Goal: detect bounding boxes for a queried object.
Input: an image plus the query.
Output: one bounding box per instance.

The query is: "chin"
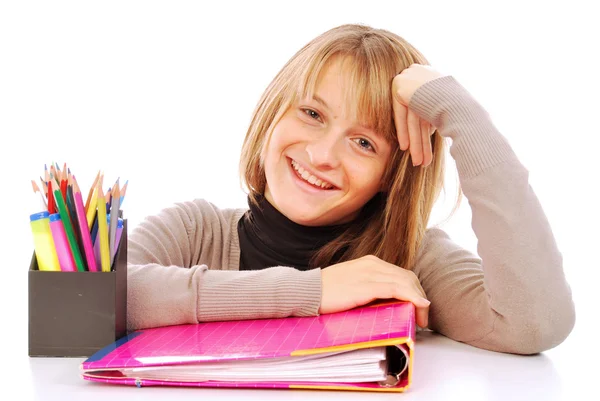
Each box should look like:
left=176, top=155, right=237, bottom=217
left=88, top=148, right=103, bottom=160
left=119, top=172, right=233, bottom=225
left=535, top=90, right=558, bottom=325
left=274, top=199, right=326, bottom=226
left=277, top=197, right=355, bottom=227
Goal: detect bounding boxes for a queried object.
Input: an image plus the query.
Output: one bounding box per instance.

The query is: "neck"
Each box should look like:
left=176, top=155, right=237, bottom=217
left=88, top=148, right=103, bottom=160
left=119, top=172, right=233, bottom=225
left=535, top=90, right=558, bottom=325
left=237, top=194, right=350, bottom=271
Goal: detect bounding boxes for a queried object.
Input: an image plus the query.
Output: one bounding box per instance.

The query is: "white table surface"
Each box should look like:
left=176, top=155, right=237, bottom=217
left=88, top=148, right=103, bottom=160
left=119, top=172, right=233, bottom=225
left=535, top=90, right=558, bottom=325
left=14, top=328, right=594, bottom=401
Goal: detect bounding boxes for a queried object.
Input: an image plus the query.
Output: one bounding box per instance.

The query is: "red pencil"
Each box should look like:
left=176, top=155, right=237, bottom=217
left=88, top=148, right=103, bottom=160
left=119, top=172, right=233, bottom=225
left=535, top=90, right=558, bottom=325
left=47, top=179, right=56, bottom=214
left=60, top=175, right=67, bottom=201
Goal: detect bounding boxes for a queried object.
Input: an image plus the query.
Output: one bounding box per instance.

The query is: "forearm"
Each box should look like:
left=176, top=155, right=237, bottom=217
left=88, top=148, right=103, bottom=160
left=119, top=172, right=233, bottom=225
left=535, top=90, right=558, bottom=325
left=461, top=160, right=575, bottom=353
left=127, top=263, right=322, bottom=331
left=411, top=76, right=575, bottom=353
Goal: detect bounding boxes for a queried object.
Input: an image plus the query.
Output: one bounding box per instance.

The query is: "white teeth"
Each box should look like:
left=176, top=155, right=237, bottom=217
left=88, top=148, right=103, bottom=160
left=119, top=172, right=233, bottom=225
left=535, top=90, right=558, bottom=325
left=290, top=159, right=334, bottom=189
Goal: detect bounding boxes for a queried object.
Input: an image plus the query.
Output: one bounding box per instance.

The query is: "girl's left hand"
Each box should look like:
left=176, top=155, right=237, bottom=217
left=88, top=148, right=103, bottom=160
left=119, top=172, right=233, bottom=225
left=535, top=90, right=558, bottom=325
left=392, top=64, right=447, bottom=167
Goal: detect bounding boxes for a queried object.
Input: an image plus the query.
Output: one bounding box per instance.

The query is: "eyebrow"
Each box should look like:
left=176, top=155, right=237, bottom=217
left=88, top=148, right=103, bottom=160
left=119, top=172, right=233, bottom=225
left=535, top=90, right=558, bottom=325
left=312, top=94, right=377, bottom=133
left=313, top=94, right=330, bottom=111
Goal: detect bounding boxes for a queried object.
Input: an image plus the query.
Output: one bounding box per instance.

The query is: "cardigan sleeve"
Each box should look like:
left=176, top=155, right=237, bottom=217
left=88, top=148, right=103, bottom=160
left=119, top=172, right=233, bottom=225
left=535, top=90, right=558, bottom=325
left=126, top=199, right=321, bottom=331
left=409, top=76, right=575, bottom=354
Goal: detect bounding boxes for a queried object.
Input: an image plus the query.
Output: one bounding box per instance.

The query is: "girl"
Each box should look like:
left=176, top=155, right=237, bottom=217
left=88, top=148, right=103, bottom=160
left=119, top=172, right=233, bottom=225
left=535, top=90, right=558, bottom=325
left=127, top=24, right=575, bottom=355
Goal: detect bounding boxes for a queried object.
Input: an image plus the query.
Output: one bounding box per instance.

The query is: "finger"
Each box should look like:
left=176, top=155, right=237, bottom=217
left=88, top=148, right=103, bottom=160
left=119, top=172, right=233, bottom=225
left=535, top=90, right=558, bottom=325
left=374, top=274, right=427, bottom=301
left=407, top=109, right=423, bottom=166
left=412, top=276, right=427, bottom=300
left=421, top=120, right=433, bottom=167
left=385, top=280, right=430, bottom=309
left=416, top=304, right=430, bottom=328
left=370, top=281, right=429, bottom=327
left=392, top=100, right=409, bottom=150
left=372, top=261, right=427, bottom=299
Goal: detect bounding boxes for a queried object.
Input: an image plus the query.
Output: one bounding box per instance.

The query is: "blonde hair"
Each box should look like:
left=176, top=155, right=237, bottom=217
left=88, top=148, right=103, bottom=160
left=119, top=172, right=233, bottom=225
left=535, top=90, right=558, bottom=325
left=240, top=23, right=462, bottom=270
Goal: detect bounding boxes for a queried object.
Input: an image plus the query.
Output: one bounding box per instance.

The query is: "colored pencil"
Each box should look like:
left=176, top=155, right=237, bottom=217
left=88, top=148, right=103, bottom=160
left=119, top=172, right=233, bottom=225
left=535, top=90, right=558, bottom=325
left=108, top=179, right=120, bottom=264
left=91, top=213, right=99, bottom=244
left=60, top=172, right=68, bottom=201
left=51, top=177, right=86, bottom=272
left=73, top=175, right=98, bottom=272
left=119, top=179, right=128, bottom=205
left=96, top=178, right=111, bottom=272
left=49, top=165, right=56, bottom=184
left=66, top=179, right=83, bottom=262
left=39, top=176, right=47, bottom=195
left=84, top=170, right=101, bottom=213
left=31, top=180, right=47, bottom=211
left=43, top=165, right=49, bottom=196
left=105, top=188, right=112, bottom=214
left=86, top=186, right=99, bottom=229
left=112, top=218, right=124, bottom=266
left=47, top=179, right=55, bottom=214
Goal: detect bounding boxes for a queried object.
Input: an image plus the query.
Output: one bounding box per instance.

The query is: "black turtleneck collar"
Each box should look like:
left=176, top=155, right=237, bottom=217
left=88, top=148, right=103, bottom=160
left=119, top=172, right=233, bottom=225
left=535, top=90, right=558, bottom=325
left=237, top=195, right=351, bottom=271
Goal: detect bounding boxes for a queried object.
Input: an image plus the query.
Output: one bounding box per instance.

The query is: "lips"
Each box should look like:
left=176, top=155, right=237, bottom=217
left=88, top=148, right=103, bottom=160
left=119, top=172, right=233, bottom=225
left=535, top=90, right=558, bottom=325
left=288, top=158, right=338, bottom=190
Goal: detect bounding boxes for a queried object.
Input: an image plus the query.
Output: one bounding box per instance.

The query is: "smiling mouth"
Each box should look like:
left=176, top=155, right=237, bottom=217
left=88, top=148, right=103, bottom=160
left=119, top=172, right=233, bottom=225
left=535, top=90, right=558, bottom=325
left=289, top=159, right=336, bottom=190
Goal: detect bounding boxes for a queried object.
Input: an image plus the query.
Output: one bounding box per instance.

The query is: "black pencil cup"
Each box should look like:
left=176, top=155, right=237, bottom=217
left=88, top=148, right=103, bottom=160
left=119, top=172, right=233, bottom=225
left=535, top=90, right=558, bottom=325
left=28, top=221, right=128, bottom=357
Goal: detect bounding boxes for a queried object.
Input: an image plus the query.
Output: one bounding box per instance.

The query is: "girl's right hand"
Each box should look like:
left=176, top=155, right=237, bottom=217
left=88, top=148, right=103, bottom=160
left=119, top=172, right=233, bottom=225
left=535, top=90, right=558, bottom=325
left=319, top=255, right=430, bottom=328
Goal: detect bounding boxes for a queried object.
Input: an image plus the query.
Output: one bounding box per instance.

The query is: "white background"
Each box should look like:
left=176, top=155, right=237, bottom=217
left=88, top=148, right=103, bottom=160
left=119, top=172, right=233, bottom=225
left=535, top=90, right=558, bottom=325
left=0, top=0, right=598, bottom=397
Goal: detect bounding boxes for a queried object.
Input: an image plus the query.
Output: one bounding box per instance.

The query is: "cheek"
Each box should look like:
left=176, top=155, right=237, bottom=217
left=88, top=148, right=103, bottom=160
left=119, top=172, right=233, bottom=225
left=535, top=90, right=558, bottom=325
left=349, top=163, right=387, bottom=195
left=264, top=118, right=303, bottom=162
left=263, top=127, right=291, bottom=180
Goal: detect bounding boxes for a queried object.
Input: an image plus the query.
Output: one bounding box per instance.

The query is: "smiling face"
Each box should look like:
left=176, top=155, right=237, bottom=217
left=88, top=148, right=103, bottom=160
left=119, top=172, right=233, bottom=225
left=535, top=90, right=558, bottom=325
left=263, top=57, right=393, bottom=227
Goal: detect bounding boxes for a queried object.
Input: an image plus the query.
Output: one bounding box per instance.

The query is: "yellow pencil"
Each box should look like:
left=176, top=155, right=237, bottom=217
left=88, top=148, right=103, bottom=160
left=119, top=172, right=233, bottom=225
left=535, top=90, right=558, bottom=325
left=96, top=179, right=111, bottom=272
left=86, top=187, right=99, bottom=229
left=84, top=170, right=101, bottom=213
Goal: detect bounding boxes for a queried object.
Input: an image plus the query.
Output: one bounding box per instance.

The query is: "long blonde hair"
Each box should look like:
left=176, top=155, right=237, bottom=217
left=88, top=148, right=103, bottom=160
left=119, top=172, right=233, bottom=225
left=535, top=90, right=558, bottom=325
left=240, top=24, right=462, bottom=270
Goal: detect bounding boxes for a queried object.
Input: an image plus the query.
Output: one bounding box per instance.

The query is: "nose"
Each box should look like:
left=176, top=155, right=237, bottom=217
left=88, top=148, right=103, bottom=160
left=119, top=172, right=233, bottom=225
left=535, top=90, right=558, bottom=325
left=305, top=129, right=342, bottom=170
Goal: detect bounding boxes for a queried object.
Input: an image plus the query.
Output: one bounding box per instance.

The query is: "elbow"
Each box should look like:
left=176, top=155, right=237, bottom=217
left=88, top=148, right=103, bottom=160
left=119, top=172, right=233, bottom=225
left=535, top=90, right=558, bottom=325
left=474, top=297, right=576, bottom=355
left=507, top=300, right=576, bottom=355
left=534, top=300, right=576, bottom=354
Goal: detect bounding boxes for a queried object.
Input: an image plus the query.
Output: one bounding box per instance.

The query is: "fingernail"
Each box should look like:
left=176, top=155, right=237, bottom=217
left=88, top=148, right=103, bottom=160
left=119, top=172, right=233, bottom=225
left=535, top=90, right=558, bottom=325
left=421, top=298, right=431, bottom=306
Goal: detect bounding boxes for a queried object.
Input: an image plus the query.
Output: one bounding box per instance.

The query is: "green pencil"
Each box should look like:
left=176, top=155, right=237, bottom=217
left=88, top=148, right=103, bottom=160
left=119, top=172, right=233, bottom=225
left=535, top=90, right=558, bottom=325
left=51, top=177, right=86, bottom=272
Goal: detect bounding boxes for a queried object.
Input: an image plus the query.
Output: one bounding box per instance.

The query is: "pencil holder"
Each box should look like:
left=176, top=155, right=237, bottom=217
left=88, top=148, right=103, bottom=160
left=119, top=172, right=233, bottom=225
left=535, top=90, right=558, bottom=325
left=28, top=221, right=128, bottom=357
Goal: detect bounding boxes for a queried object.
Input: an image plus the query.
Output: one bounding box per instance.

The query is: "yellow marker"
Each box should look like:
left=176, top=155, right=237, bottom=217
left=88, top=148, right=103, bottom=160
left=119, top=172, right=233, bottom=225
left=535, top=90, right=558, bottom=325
left=30, top=211, right=61, bottom=271
left=96, top=183, right=111, bottom=272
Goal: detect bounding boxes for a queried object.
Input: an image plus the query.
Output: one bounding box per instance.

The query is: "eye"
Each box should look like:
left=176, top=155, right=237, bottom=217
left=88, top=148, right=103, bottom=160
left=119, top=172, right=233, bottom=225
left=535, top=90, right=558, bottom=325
left=301, top=108, right=322, bottom=122
left=353, top=138, right=375, bottom=153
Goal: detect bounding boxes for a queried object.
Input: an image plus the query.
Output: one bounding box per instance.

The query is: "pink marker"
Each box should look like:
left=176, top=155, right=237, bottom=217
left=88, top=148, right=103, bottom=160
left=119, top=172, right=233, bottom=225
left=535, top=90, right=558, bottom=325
left=49, top=213, right=76, bottom=272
